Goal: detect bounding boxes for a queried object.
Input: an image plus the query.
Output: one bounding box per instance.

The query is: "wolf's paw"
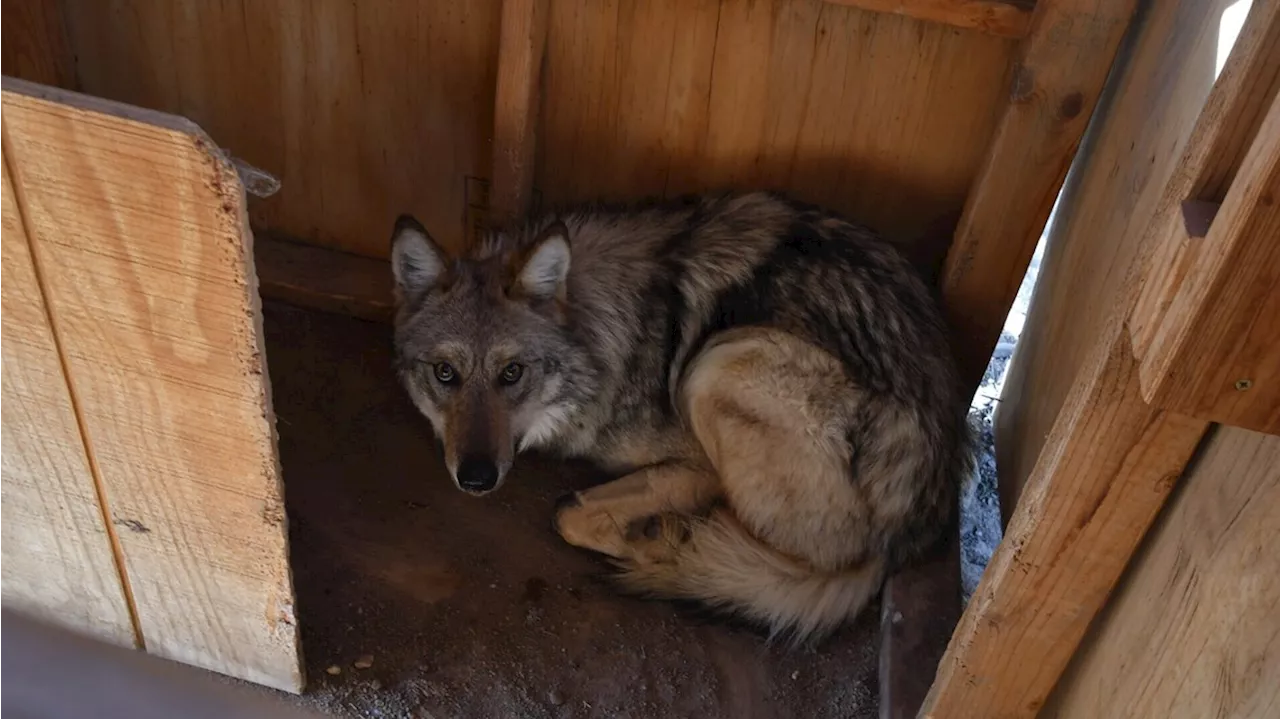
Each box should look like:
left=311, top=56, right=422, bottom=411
left=553, top=497, right=631, bottom=559
left=620, top=513, right=692, bottom=565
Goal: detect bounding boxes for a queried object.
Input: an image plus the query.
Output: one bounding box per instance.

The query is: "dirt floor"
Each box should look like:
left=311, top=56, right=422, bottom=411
left=262, top=302, right=880, bottom=719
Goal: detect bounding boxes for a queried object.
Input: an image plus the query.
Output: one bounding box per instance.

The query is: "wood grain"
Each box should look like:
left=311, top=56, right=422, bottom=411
left=0, top=0, right=76, bottom=88
left=938, top=0, right=1139, bottom=387
left=255, top=233, right=394, bottom=324
left=1128, top=6, right=1280, bottom=435
left=540, top=0, right=1017, bottom=274
left=58, top=0, right=503, bottom=258
left=1, top=141, right=136, bottom=649
left=822, top=0, right=1034, bottom=38
left=996, top=0, right=1239, bottom=520
left=490, top=0, right=548, bottom=225
left=1137, top=92, right=1280, bottom=434
left=1045, top=426, right=1280, bottom=718
left=920, top=318, right=1209, bottom=718
left=2, top=79, right=301, bottom=692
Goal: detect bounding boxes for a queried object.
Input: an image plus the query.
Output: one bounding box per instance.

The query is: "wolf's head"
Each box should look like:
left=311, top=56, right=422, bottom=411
left=389, top=215, right=591, bottom=495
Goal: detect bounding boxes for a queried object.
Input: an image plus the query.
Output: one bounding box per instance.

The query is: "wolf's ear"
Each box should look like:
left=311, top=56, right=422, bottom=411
left=513, top=221, right=570, bottom=301
left=391, top=215, right=448, bottom=302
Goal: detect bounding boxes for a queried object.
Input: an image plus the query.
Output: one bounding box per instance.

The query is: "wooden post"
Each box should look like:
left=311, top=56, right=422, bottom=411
left=490, top=0, right=549, bottom=227
left=938, top=0, right=1139, bottom=389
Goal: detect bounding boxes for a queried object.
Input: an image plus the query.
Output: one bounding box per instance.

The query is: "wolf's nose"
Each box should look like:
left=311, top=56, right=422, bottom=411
left=457, top=456, right=499, bottom=493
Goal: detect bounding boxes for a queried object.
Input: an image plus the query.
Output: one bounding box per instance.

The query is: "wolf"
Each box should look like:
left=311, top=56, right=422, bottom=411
left=389, top=191, right=973, bottom=641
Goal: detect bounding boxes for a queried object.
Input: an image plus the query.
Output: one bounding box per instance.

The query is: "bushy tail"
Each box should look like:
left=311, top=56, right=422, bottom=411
left=613, top=509, right=885, bottom=643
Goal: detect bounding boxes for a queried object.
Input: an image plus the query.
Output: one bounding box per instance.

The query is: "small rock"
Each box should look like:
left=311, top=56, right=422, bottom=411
left=325, top=665, right=342, bottom=676
left=791, top=670, right=800, bottom=680
left=354, top=654, right=375, bottom=670
left=368, top=678, right=383, bottom=691
left=548, top=689, right=566, bottom=706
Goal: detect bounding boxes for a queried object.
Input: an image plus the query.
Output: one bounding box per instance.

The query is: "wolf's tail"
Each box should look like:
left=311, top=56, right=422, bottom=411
left=613, top=509, right=885, bottom=642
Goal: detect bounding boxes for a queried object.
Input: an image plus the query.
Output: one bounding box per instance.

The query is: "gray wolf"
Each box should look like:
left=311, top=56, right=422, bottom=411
left=389, top=191, right=973, bottom=641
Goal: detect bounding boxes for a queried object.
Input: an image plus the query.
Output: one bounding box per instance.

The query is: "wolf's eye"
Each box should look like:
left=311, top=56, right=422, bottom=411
left=499, top=362, right=524, bottom=386
left=433, top=362, right=458, bottom=384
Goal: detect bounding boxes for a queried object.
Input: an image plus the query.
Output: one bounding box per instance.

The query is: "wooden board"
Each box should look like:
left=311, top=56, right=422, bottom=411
left=1044, top=426, right=1280, bottom=718
left=938, top=0, right=1138, bottom=387
left=2, top=79, right=302, bottom=692
left=1, top=142, right=137, bottom=649
left=822, top=0, right=1034, bottom=38
left=58, top=0, right=504, bottom=258
left=254, top=233, right=394, bottom=324
left=920, top=320, right=1209, bottom=717
left=539, top=0, right=1017, bottom=275
left=995, top=0, right=1241, bottom=520
left=1128, top=10, right=1280, bottom=435
left=489, top=0, right=548, bottom=225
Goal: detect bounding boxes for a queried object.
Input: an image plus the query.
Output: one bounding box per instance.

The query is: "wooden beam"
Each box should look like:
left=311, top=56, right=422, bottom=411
left=2, top=78, right=302, bottom=692
left=920, top=318, right=1209, bottom=718
left=939, top=0, right=1138, bottom=388
left=1135, top=92, right=1280, bottom=434
left=254, top=233, right=394, bottom=324
left=1, top=142, right=137, bottom=649
left=1128, top=6, right=1280, bottom=435
left=489, top=0, right=548, bottom=226
left=822, top=0, right=1034, bottom=38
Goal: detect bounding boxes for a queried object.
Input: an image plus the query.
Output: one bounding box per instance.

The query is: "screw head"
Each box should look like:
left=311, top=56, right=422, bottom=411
left=1235, top=379, right=1253, bottom=391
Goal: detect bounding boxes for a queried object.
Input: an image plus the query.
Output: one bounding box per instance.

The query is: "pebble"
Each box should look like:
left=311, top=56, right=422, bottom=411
left=326, top=665, right=342, bottom=676
left=548, top=689, right=566, bottom=706
left=354, top=654, right=375, bottom=670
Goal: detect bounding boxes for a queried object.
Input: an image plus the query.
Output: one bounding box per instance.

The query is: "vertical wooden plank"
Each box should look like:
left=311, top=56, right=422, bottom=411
left=1044, top=427, right=1280, bottom=718
left=0, top=0, right=77, bottom=88
left=490, top=0, right=548, bottom=224
left=938, top=0, right=1139, bottom=387
left=1, top=142, right=136, bottom=649
left=2, top=79, right=302, bottom=692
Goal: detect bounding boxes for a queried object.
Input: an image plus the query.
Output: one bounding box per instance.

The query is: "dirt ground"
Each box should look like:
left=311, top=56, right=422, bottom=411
left=262, top=302, right=880, bottom=719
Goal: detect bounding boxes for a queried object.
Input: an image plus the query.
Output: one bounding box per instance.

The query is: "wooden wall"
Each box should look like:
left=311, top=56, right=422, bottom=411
left=1043, top=426, right=1280, bottom=718
left=4, top=0, right=1016, bottom=269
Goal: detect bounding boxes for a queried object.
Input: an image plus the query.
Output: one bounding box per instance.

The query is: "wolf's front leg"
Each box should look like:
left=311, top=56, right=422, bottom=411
left=554, top=462, right=721, bottom=561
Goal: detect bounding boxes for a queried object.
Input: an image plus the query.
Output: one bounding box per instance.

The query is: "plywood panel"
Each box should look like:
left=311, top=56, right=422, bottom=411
left=2, top=79, right=301, bottom=692
left=540, top=0, right=1017, bottom=273
left=60, top=0, right=503, bottom=258
left=996, top=0, right=1237, bottom=516
left=1045, top=426, right=1280, bottom=718
left=0, top=141, right=136, bottom=648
